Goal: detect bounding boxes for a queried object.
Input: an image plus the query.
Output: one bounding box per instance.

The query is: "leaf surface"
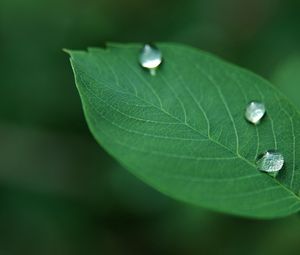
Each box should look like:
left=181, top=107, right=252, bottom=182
left=68, top=43, right=300, bottom=218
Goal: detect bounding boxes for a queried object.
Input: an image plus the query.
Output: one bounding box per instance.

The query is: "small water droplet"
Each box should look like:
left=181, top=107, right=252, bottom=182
left=245, top=101, right=266, bottom=124
left=139, top=44, right=162, bottom=75
left=256, top=150, right=284, bottom=175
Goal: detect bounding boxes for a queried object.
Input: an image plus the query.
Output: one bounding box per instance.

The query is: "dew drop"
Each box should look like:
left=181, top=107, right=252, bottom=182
left=245, top=101, right=266, bottom=124
left=256, top=150, right=284, bottom=174
left=139, top=44, right=162, bottom=75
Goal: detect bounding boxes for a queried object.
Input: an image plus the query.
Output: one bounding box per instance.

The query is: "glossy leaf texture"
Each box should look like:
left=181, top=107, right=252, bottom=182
left=68, top=43, right=300, bottom=218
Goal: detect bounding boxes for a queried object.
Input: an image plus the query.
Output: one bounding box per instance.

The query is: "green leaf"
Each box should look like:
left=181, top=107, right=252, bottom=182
left=68, top=43, right=300, bottom=218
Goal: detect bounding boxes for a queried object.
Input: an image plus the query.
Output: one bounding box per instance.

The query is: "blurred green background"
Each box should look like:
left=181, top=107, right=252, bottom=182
left=1, top=0, right=300, bottom=254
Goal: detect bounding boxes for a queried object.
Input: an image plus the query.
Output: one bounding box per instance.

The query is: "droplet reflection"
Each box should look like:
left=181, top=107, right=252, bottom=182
left=256, top=150, right=284, bottom=175
left=139, top=44, right=162, bottom=75
left=245, top=101, right=266, bottom=125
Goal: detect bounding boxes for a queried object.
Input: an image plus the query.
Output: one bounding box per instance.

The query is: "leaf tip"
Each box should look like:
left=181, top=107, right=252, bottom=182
left=62, top=48, right=72, bottom=55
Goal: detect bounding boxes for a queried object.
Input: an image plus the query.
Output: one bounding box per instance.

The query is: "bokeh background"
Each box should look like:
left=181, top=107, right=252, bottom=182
left=1, top=0, right=300, bottom=254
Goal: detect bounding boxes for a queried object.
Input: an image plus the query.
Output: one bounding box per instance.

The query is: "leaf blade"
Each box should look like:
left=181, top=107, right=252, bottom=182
left=69, top=43, right=300, bottom=218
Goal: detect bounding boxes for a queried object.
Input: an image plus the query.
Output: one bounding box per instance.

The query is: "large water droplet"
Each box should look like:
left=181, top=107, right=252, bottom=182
left=245, top=101, right=266, bottom=124
left=139, top=44, right=162, bottom=75
left=256, top=150, right=284, bottom=174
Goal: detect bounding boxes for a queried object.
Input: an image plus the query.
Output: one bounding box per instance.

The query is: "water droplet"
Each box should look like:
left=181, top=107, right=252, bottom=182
left=245, top=101, right=266, bottom=124
left=139, top=44, right=162, bottom=75
left=256, top=150, right=284, bottom=174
